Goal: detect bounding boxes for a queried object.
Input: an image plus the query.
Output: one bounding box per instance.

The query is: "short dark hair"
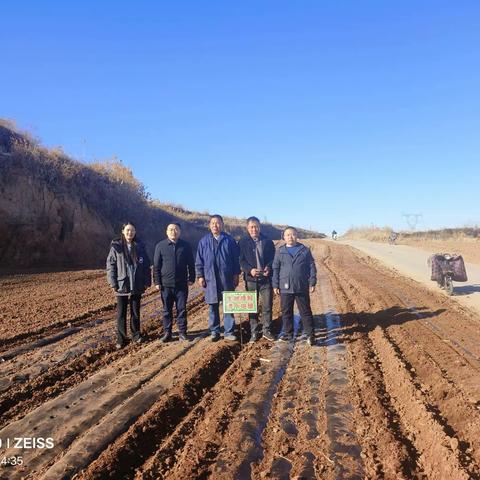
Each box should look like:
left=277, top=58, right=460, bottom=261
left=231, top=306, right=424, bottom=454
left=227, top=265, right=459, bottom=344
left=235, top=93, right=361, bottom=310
left=246, top=216, right=260, bottom=225
left=209, top=214, right=224, bottom=224
left=167, top=222, right=181, bottom=229
left=282, top=226, right=298, bottom=238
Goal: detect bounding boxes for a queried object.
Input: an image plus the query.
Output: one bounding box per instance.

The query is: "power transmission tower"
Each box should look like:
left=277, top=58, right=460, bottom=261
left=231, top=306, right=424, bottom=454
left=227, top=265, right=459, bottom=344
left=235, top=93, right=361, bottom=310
left=402, top=213, right=423, bottom=231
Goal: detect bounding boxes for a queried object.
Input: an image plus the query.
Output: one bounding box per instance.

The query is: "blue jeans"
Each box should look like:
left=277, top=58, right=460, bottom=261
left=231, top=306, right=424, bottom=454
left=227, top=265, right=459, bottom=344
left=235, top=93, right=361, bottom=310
left=208, top=303, right=235, bottom=335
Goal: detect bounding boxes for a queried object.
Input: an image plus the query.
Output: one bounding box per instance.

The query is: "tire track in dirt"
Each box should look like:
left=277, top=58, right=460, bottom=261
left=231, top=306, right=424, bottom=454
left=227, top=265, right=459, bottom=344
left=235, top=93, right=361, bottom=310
left=250, top=324, right=331, bottom=480
left=316, top=275, right=364, bottom=479
left=212, top=336, right=296, bottom=478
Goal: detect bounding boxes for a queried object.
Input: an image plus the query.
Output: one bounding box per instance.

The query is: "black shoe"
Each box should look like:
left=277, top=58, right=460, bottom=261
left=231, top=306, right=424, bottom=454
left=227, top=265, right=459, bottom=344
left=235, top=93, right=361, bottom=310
left=263, top=331, right=276, bottom=342
left=178, top=332, right=190, bottom=342
left=307, top=336, right=316, bottom=346
left=210, top=333, right=220, bottom=342
left=135, top=336, right=144, bottom=344
left=249, top=334, right=259, bottom=344
left=161, top=333, right=172, bottom=343
left=277, top=335, right=292, bottom=342
left=115, top=342, right=124, bottom=350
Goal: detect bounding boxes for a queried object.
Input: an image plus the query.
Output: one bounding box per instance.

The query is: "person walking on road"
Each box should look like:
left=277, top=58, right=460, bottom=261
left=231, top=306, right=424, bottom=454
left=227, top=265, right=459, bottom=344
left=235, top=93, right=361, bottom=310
left=153, top=223, right=195, bottom=343
left=272, top=226, right=317, bottom=346
left=238, top=216, right=276, bottom=342
left=106, top=222, right=151, bottom=349
left=195, top=214, right=240, bottom=342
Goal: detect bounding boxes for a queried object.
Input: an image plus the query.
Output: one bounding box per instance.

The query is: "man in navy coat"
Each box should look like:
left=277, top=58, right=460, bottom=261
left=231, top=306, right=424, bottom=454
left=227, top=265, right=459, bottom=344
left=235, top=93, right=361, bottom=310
left=272, top=226, right=317, bottom=345
left=195, top=214, right=240, bottom=341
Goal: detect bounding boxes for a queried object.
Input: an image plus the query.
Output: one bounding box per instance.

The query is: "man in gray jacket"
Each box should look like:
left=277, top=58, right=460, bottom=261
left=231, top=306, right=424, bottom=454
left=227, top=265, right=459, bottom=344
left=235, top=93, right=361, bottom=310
left=272, top=226, right=317, bottom=345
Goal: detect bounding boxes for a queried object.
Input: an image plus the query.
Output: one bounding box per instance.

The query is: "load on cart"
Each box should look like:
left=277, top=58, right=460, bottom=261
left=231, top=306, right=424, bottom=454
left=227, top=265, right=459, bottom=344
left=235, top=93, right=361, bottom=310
left=428, top=253, right=468, bottom=295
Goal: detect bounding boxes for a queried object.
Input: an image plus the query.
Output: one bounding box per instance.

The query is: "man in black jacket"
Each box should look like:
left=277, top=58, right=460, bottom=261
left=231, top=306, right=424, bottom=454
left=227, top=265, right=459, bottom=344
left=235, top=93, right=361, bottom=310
left=153, top=223, right=195, bottom=342
left=238, top=217, right=276, bottom=342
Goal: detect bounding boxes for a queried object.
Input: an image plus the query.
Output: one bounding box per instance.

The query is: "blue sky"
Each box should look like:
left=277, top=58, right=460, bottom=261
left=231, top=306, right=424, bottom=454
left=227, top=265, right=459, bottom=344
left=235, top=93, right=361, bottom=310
left=2, top=1, right=479, bottom=234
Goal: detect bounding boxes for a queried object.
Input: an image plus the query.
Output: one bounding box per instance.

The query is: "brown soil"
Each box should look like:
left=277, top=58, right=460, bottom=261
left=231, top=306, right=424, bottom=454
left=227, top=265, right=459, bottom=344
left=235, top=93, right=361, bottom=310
left=1, top=241, right=480, bottom=479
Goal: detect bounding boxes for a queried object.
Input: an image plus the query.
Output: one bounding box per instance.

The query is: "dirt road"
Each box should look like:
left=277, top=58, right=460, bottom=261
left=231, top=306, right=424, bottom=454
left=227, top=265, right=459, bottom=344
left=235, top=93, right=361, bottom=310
left=1, top=240, right=480, bottom=479
left=341, top=239, right=480, bottom=315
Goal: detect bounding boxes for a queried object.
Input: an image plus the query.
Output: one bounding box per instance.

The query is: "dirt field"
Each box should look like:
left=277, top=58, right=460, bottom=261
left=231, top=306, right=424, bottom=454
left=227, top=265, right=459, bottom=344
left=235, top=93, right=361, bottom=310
left=1, top=240, right=480, bottom=479
left=399, top=238, right=480, bottom=265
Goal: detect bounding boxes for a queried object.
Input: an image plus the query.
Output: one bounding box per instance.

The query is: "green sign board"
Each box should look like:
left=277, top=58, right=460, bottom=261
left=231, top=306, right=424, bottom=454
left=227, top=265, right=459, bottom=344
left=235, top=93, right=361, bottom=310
left=223, top=291, right=258, bottom=313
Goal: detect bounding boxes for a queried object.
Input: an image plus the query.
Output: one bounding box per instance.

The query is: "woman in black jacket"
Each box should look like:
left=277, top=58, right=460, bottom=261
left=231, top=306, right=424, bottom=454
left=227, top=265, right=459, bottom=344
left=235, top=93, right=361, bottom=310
left=106, top=222, right=151, bottom=349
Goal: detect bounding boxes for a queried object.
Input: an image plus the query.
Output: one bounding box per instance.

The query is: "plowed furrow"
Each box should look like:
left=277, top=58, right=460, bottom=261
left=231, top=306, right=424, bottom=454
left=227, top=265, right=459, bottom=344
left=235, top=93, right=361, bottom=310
left=370, top=326, right=476, bottom=479
left=134, top=333, right=275, bottom=480
left=388, top=324, right=480, bottom=467
left=45, top=340, right=241, bottom=480
left=0, top=294, right=205, bottom=427
left=0, top=336, right=205, bottom=479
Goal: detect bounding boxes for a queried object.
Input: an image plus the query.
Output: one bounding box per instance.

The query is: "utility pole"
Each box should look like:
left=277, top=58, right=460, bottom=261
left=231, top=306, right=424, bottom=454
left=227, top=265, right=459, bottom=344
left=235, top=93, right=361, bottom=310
left=402, top=213, right=423, bottom=231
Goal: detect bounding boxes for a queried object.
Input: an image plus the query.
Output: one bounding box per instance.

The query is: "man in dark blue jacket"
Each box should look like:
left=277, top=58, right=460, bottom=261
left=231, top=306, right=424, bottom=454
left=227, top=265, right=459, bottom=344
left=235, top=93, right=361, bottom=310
left=153, top=223, right=195, bottom=342
left=272, top=226, right=317, bottom=345
left=238, top=216, right=276, bottom=342
left=195, top=214, right=240, bottom=342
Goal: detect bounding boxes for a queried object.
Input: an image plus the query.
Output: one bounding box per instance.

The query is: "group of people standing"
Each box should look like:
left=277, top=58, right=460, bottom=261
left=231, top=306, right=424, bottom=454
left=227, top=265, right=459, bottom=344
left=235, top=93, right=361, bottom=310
left=106, top=215, right=317, bottom=349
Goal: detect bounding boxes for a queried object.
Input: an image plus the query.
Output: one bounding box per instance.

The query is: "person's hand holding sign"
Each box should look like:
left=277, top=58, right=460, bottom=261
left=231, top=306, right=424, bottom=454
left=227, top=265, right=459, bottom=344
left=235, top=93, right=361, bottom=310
left=250, top=268, right=262, bottom=277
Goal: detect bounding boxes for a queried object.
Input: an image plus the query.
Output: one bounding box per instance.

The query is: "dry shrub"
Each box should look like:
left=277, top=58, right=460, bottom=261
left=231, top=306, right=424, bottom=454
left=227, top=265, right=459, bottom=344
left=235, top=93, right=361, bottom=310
left=343, top=226, right=394, bottom=242
left=90, top=158, right=149, bottom=200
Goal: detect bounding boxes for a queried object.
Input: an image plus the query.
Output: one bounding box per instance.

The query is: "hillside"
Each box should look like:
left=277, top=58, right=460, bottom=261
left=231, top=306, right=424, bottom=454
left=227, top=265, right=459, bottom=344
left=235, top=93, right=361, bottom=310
left=0, top=121, right=323, bottom=269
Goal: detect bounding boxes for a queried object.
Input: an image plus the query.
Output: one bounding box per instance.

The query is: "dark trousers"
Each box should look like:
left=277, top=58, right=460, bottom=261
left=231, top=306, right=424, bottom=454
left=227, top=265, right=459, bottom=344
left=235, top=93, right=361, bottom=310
left=161, top=286, right=188, bottom=334
left=116, top=294, right=142, bottom=343
left=245, top=280, right=273, bottom=334
left=280, top=291, right=314, bottom=337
